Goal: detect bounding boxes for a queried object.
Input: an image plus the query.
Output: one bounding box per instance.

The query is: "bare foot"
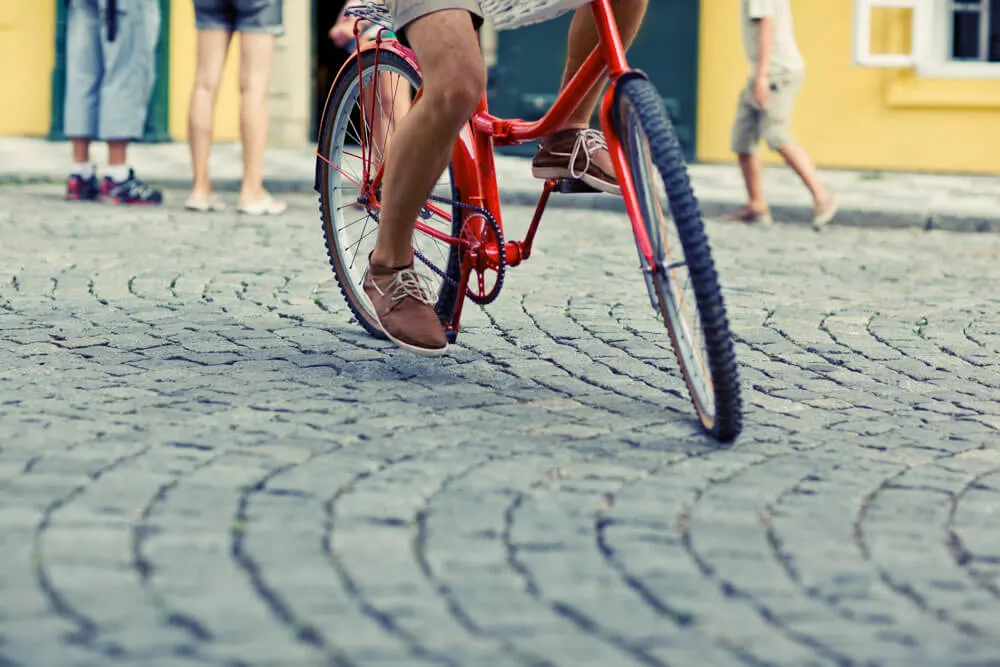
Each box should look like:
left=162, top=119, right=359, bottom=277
left=813, top=197, right=838, bottom=230
left=729, top=205, right=773, bottom=226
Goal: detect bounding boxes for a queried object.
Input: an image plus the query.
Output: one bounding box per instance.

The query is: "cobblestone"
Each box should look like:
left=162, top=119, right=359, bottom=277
left=0, top=184, right=999, bottom=666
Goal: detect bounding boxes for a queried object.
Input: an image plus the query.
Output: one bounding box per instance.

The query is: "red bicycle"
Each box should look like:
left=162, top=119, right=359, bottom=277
left=314, top=0, right=743, bottom=442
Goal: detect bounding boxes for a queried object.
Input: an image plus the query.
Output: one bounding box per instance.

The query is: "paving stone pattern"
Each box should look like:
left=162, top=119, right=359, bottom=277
left=1, top=186, right=999, bottom=667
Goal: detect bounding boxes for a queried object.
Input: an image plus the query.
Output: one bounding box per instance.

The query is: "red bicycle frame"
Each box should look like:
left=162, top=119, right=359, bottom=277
left=322, top=0, right=655, bottom=335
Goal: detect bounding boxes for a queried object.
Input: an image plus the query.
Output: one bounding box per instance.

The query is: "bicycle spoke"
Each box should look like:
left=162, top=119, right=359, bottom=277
left=347, top=220, right=378, bottom=267
left=340, top=211, right=371, bottom=231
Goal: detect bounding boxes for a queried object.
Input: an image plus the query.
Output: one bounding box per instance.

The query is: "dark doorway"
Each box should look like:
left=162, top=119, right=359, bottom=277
left=313, top=0, right=352, bottom=140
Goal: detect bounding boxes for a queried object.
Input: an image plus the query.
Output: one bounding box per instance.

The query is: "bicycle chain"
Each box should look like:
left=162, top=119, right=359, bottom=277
left=413, top=193, right=506, bottom=306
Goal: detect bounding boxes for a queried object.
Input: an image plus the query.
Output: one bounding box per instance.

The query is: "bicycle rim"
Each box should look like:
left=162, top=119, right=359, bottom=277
left=614, top=77, right=743, bottom=442
left=318, top=49, right=461, bottom=338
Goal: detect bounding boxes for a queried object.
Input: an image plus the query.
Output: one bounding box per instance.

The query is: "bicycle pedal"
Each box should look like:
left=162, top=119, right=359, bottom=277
left=554, top=178, right=602, bottom=195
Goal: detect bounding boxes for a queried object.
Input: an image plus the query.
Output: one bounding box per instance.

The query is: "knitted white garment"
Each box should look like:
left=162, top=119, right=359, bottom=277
left=478, top=0, right=593, bottom=31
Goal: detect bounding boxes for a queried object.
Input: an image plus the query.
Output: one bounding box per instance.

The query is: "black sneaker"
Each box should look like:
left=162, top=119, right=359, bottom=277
left=65, top=173, right=100, bottom=201
left=100, top=169, right=163, bottom=205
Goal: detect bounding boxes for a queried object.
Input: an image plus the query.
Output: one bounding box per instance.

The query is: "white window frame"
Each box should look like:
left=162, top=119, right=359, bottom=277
left=854, top=0, right=1000, bottom=77
left=854, top=0, right=926, bottom=68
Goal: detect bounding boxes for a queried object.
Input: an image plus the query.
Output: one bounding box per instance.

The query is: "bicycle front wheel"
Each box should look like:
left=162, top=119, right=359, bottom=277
left=612, top=77, right=743, bottom=443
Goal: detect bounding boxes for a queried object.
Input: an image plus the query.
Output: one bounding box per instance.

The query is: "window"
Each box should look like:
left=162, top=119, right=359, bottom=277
left=855, top=0, right=1000, bottom=76
left=950, top=0, right=1000, bottom=61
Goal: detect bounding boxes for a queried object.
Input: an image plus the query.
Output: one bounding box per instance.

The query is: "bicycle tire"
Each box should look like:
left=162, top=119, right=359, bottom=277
left=612, top=76, right=743, bottom=443
left=317, top=48, right=463, bottom=341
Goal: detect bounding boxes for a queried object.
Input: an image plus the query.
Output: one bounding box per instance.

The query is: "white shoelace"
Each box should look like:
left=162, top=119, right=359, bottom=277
left=568, top=128, right=609, bottom=180
left=386, top=268, right=436, bottom=306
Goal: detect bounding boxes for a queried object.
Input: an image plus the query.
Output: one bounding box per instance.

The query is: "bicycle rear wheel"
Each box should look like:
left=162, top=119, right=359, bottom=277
left=317, top=48, right=463, bottom=340
left=612, top=77, right=743, bottom=443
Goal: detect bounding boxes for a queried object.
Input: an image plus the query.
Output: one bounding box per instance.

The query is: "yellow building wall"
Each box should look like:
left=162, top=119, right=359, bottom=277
left=697, top=0, right=1000, bottom=174
left=168, top=0, right=241, bottom=141
left=0, top=0, right=56, bottom=136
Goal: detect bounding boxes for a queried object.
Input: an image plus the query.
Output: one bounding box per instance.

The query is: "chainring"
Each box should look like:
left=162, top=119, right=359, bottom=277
left=414, top=194, right=506, bottom=306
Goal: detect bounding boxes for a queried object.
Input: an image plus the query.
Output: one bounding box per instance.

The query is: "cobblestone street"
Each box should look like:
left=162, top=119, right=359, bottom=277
left=1, top=185, right=999, bottom=667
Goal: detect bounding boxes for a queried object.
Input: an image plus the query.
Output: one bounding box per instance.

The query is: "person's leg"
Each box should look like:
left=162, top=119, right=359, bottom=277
left=775, top=143, right=830, bottom=206
left=560, top=0, right=649, bottom=129
left=236, top=32, right=278, bottom=207
left=361, top=4, right=485, bottom=354
left=96, top=0, right=163, bottom=203
left=374, top=9, right=485, bottom=267
left=64, top=0, right=102, bottom=199
left=188, top=29, right=233, bottom=203
left=230, top=0, right=285, bottom=213
left=762, top=72, right=836, bottom=227
left=369, top=70, right=413, bottom=163
left=531, top=0, right=648, bottom=194
left=778, top=142, right=837, bottom=228
left=736, top=152, right=768, bottom=212
left=107, top=140, right=128, bottom=166
left=71, top=139, right=93, bottom=165
left=352, top=32, right=412, bottom=165
left=729, top=81, right=771, bottom=224
left=362, top=26, right=414, bottom=164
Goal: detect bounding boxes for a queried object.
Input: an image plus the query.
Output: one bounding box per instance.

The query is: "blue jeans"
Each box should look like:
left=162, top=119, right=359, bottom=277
left=64, top=0, right=161, bottom=141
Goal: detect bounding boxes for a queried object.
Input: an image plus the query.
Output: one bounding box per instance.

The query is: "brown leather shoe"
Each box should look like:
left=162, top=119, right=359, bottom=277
left=531, top=128, right=621, bottom=196
left=363, top=255, right=448, bottom=356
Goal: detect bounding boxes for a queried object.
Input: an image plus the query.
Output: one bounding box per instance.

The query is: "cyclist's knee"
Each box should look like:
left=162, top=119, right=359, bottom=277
left=441, top=68, right=486, bottom=117
left=405, top=10, right=485, bottom=123
left=423, top=63, right=485, bottom=124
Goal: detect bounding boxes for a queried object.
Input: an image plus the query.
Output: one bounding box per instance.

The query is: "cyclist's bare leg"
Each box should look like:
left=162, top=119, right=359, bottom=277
left=363, top=72, right=411, bottom=164
left=361, top=10, right=483, bottom=354
left=357, top=30, right=412, bottom=166
left=371, top=10, right=485, bottom=268
left=561, top=0, right=648, bottom=128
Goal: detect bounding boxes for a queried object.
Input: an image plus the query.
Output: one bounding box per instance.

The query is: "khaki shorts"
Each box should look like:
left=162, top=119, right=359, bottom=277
left=386, top=0, right=483, bottom=38
left=730, top=70, right=804, bottom=154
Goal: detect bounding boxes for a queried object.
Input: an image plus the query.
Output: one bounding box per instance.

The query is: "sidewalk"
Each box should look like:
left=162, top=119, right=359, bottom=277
left=3, top=136, right=999, bottom=233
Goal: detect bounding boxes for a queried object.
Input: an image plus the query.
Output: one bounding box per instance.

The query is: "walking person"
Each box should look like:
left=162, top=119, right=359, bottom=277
left=64, top=0, right=164, bottom=205
left=185, top=0, right=286, bottom=215
left=730, top=0, right=837, bottom=229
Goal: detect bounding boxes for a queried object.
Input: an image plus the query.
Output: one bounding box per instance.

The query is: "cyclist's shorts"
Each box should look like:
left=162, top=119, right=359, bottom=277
left=386, top=0, right=484, bottom=40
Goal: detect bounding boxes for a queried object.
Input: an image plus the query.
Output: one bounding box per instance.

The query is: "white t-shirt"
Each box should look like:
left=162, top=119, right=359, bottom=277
left=742, top=0, right=805, bottom=75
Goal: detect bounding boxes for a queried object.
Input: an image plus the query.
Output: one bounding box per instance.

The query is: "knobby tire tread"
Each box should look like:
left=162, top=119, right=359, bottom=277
left=616, top=77, right=743, bottom=442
